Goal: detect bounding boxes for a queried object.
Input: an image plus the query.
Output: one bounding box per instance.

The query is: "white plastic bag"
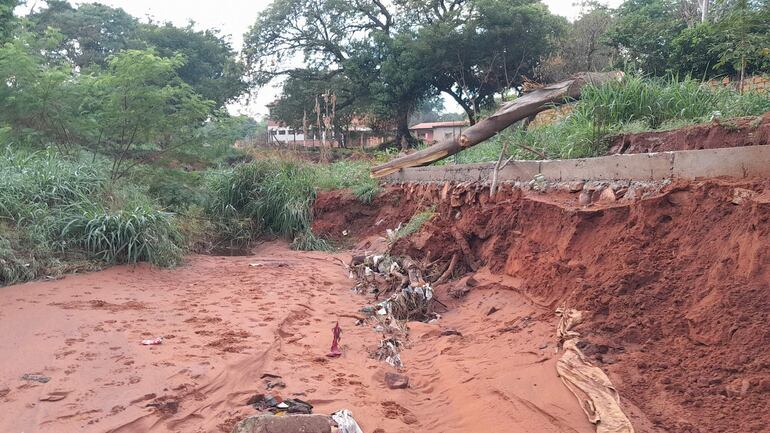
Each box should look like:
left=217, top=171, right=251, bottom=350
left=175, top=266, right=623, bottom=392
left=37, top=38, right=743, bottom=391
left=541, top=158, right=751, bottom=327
left=331, top=409, right=364, bottom=433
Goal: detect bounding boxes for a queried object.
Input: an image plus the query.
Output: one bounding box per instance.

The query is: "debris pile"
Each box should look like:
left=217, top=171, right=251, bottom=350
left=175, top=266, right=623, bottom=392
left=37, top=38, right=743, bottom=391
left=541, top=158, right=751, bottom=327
left=348, top=254, right=440, bottom=322
left=348, top=252, right=448, bottom=369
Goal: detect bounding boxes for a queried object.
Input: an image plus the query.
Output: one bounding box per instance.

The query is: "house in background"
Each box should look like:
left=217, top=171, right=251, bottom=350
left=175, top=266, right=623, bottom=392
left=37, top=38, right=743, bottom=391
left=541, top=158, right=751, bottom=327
left=266, top=118, right=393, bottom=148
left=409, top=121, right=468, bottom=144
left=267, top=120, right=312, bottom=146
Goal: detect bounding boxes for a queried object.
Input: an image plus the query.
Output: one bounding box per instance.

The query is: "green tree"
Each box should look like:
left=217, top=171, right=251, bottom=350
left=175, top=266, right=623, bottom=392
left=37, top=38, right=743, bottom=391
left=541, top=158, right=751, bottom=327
left=609, top=0, right=770, bottom=78
left=29, top=1, right=142, bottom=68
left=711, top=0, right=770, bottom=86
left=245, top=0, right=564, bottom=145
left=269, top=69, right=361, bottom=144
left=416, top=0, right=566, bottom=123
left=0, top=34, right=88, bottom=149
left=244, top=0, right=438, bottom=148
left=608, top=0, right=689, bottom=76
left=538, top=3, right=618, bottom=82
left=0, top=0, right=20, bottom=43
left=84, top=49, right=212, bottom=180
left=140, top=23, right=247, bottom=108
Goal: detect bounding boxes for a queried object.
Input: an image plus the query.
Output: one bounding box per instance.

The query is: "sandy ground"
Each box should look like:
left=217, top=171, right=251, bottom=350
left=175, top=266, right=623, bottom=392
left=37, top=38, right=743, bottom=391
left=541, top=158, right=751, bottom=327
left=0, top=242, right=594, bottom=433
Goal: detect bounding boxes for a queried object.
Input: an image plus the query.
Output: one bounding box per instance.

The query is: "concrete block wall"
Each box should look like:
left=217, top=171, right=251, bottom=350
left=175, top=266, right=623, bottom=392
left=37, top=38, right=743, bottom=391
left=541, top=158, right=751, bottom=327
left=382, top=145, right=770, bottom=184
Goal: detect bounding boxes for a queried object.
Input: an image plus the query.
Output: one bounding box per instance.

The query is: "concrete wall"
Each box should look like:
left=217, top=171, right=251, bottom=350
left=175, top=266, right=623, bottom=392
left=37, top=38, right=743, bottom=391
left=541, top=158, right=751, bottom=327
left=382, top=145, right=770, bottom=183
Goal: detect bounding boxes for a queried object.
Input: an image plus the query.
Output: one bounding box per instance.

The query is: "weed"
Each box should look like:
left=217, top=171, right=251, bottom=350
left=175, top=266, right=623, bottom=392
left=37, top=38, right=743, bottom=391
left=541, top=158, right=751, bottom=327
left=60, top=205, right=184, bottom=267
left=397, top=208, right=436, bottom=239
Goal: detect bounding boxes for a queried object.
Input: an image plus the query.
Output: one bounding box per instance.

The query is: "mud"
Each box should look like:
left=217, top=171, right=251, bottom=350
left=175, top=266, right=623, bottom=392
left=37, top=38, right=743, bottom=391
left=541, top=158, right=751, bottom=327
left=607, top=113, right=770, bottom=154
left=0, top=243, right=594, bottom=433
left=314, top=179, right=770, bottom=433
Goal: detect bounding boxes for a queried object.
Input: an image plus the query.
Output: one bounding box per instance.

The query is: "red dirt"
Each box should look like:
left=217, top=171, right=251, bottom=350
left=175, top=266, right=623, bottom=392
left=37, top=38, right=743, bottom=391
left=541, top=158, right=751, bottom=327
left=607, top=112, right=770, bottom=154
left=312, top=187, right=422, bottom=246
left=314, top=180, right=770, bottom=433
left=0, top=242, right=595, bottom=433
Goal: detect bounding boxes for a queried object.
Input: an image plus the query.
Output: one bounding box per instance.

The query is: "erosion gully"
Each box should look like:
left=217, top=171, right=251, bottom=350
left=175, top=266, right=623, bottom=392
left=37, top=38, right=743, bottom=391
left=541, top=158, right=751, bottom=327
left=2, top=178, right=770, bottom=433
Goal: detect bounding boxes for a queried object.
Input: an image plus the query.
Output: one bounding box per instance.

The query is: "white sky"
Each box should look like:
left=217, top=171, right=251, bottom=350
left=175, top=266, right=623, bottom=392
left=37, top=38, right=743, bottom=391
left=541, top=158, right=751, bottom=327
left=25, top=0, right=624, bottom=117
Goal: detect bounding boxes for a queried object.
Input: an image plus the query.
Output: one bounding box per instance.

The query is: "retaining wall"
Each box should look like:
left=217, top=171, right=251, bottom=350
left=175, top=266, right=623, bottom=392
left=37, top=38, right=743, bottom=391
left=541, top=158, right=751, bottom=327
left=382, top=145, right=770, bottom=183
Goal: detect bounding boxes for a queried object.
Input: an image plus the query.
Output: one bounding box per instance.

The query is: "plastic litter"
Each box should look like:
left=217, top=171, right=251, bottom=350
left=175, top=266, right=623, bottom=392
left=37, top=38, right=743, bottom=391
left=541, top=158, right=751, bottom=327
left=141, top=337, right=163, bottom=345
left=331, top=409, right=364, bottom=433
left=20, top=373, right=50, bottom=383
left=327, top=321, right=342, bottom=357
left=374, top=337, right=403, bottom=369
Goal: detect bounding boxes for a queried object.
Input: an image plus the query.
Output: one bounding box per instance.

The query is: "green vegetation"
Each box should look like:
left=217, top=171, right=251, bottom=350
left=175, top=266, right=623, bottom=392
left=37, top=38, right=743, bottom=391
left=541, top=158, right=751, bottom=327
left=446, top=75, right=770, bottom=163
left=205, top=158, right=378, bottom=251
left=0, top=150, right=187, bottom=285
left=396, top=209, right=436, bottom=239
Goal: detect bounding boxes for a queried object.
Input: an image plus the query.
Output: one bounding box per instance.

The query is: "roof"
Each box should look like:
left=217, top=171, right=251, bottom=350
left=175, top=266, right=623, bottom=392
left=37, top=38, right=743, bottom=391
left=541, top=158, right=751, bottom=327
left=409, top=121, right=468, bottom=130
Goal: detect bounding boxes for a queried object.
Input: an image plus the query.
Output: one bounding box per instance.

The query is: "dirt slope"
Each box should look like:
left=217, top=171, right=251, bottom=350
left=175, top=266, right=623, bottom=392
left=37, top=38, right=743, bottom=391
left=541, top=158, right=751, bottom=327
left=315, top=179, right=770, bottom=433
left=0, top=243, right=595, bottom=433
left=607, top=112, right=770, bottom=154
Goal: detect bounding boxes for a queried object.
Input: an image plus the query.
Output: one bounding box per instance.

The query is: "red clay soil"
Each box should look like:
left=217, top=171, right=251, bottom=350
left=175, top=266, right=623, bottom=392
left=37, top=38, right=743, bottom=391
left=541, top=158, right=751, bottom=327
left=607, top=112, right=770, bottom=154
left=312, top=186, right=423, bottom=246
left=314, top=180, right=770, bottom=433
left=0, top=244, right=597, bottom=433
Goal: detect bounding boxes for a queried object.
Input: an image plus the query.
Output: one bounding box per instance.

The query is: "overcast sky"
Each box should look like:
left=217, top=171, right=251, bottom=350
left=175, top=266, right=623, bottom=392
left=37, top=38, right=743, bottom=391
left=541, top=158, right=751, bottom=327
left=42, top=0, right=623, bottom=116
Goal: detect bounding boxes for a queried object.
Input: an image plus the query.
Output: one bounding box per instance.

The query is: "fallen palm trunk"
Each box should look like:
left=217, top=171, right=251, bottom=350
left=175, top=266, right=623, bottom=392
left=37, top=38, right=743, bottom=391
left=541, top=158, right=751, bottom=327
left=555, top=308, right=635, bottom=433
left=371, top=71, right=624, bottom=177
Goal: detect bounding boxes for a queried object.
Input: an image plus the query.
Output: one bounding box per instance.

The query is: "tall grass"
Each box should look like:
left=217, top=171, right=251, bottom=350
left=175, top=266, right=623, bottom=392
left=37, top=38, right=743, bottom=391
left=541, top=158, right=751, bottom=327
left=206, top=157, right=379, bottom=250
left=0, top=149, right=186, bottom=285
left=61, top=206, right=183, bottom=267
left=449, top=75, right=770, bottom=163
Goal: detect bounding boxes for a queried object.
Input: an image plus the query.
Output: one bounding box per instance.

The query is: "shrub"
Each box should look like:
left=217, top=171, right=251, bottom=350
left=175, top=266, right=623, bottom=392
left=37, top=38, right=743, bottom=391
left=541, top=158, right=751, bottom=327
left=60, top=205, right=184, bottom=267
left=204, top=157, right=382, bottom=250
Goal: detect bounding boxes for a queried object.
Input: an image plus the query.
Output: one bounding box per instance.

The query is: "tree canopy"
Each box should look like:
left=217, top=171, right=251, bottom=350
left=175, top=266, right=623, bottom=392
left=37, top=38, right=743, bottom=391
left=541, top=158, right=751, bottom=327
left=608, top=0, right=770, bottom=78
left=28, top=1, right=246, bottom=110
left=244, top=0, right=565, bottom=146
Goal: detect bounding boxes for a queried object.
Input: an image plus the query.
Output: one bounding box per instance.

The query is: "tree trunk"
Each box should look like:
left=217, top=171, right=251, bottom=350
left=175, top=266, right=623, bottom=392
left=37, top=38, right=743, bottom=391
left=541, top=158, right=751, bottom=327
left=442, top=89, right=477, bottom=125
left=395, top=108, right=417, bottom=150
left=371, top=71, right=623, bottom=178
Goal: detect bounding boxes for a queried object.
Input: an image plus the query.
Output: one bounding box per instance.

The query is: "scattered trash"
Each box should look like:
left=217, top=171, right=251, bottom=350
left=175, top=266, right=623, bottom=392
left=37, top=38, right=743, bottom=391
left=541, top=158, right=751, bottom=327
left=266, top=379, right=286, bottom=390
left=141, top=337, right=163, bottom=346
left=342, top=230, right=349, bottom=236
left=146, top=400, right=179, bottom=414
left=373, top=337, right=403, bottom=369
left=20, top=373, right=50, bottom=383
left=246, top=391, right=313, bottom=415
left=248, top=263, right=263, bottom=267
left=381, top=284, right=436, bottom=322
left=327, top=322, right=342, bottom=358
left=277, top=398, right=313, bottom=414
left=384, top=372, right=409, bottom=389
left=555, top=308, right=635, bottom=433
left=247, top=393, right=280, bottom=410
left=331, top=409, right=365, bottom=433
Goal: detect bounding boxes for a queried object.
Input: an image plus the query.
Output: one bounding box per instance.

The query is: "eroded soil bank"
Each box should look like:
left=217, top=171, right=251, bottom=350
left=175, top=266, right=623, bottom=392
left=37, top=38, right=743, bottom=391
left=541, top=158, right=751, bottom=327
left=607, top=112, right=770, bottom=154
left=315, top=179, right=770, bottom=433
